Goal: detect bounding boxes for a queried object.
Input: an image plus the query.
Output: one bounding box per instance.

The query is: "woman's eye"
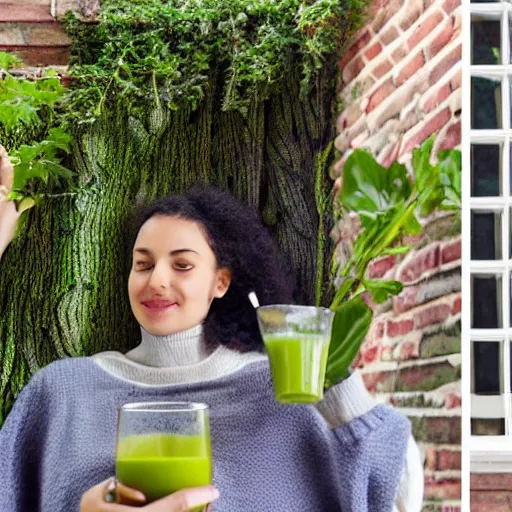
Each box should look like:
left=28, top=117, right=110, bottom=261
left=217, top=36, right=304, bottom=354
left=135, top=262, right=152, bottom=271
left=174, top=262, right=193, bottom=271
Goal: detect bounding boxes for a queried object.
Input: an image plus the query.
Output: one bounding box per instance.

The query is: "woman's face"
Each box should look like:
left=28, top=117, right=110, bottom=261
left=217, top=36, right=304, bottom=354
left=128, top=215, right=231, bottom=336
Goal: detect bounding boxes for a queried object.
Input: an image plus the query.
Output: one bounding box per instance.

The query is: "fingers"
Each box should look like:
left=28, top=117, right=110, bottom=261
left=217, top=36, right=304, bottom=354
left=0, top=145, right=14, bottom=191
left=116, top=481, right=146, bottom=506
left=142, top=485, right=220, bottom=512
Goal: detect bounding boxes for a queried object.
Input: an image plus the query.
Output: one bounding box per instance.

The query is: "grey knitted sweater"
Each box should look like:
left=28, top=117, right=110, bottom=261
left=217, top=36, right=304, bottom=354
left=0, top=327, right=415, bottom=512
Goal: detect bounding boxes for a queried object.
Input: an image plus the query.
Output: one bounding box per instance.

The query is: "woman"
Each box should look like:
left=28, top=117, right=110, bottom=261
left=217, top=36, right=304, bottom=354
left=0, top=146, right=423, bottom=512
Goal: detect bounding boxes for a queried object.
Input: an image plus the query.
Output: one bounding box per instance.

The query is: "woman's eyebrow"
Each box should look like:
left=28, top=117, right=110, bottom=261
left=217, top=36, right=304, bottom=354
left=133, top=248, right=199, bottom=255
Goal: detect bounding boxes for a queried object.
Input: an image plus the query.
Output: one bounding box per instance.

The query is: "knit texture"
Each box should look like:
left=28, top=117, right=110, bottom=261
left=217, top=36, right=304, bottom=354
left=0, top=357, right=410, bottom=512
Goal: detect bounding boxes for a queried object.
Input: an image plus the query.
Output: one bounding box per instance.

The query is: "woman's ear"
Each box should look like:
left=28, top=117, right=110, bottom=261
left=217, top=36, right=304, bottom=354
left=214, top=268, right=232, bottom=299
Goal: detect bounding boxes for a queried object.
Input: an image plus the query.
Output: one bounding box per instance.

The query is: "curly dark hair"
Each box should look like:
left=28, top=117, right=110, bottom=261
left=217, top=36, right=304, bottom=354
left=129, top=184, right=294, bottom=352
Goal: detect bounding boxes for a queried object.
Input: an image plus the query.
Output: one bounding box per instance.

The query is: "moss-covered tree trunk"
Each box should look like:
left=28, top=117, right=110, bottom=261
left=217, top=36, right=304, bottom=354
left=0, top=66, right=336, bottom=423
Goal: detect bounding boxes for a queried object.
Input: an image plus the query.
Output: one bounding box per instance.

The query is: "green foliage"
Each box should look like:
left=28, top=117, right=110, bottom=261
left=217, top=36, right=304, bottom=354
left=0, top=52, right=73, bottom=207
left=61, top=0, right=370, bottom=123
left=325, top=136, right=461, bottom=384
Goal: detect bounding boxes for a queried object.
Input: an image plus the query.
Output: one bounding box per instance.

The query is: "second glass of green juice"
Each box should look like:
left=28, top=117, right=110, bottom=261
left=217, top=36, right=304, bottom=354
left=115, top=402, right=212, bottom=511
left=256, top=305, right=335, bottom=404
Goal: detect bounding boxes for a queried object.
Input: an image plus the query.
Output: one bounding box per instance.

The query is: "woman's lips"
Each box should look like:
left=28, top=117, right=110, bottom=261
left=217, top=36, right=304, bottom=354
left=141, top=300, right=178, bottom=312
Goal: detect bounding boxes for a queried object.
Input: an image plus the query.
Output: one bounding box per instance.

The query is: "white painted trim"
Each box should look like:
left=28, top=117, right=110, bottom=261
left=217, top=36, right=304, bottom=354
left=51, top=0, right=56, bottom=18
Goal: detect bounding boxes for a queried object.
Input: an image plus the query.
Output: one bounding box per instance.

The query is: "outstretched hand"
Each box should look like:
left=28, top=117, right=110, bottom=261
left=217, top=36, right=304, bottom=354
left=0, top=145, right=20, bottom=260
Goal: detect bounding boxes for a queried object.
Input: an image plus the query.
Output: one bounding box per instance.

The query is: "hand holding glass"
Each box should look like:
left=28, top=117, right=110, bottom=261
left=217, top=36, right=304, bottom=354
left=115, top=402, right=212, bottom=510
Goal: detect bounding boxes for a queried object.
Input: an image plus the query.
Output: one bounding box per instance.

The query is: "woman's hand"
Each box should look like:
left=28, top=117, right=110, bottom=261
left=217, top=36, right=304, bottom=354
left=80, top=478, right=219, bottom=512
left=0, top=145, right=20, bottom=260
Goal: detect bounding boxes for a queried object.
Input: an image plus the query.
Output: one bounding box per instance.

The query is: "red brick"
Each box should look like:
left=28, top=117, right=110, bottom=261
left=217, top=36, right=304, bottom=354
left=387, top=318, right=414, bottom=337
left=401, top=107, right=451, bottom=156
left=397, top=244, right=440, bottom=283
left=373, top=59, right=393, bottom=78
left=395, top=51, right=425, bottom=86
left=425, top=477, right=461, bottom=500
left=400, top=0, right=423, bottom=32
left=366, top=78, right=396, bottom=113
left=415, top=302, right=451, bottom=328
left=371, top=10, right=388, bottom=34
left=444, top=0, right=460, bottom=14
left=442, top=239, right=461, bottom=263
left=452, top=295, right=461, bottom=315
left=381, top=26, right=400, bottom=46
left=426, top=448, right=461, bottom=471
left=362, top=370, right=396, bottom=392
left=340, top=102, right=363, bottom=129
left=342, top=55, right=365, bottom=84
left=471, top=491, right=512, bottom=510
left=424, top=84, right=451, bottom=113
left=362, top=345, right=381, bottom=365
left=439, top=450, right=461, bottom=470
left=0, top=4, right=54, bottom=22
left=408, top=11, right=444, bottom=50
left=392, top=44, right=407, bottom=63
left=379, top=139, right=402, bottom=168
left=368, top=255, right=397, bottom=278
left=427, top=20, right=455, bottom=60
left=429, top=43, right=462, bottom=85
left=445, top=391, right=461, bottom=409
left=373, top=320, right=385, bottom=341
left=397, top=340, right=419, bottom=360
left=365, top=42, right=382, bottom=61
left=393, top=285, right=419, bottom=315
left=439, top=121, right=461, bottom=150
left=471, top=473, right=512, bottom=490
left=338, top=29, right=372, bottom=70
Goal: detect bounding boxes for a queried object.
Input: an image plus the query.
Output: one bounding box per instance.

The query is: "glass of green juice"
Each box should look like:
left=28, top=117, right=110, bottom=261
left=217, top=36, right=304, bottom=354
left=256, top=305, right=335, bottom=404
left=115, top=402, right=212, bottom=510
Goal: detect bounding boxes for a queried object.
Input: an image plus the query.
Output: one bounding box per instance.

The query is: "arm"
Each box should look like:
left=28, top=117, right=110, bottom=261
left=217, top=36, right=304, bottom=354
left=315, top=372, right=424, bottom=512
left=0, top=145, right=20, bottom=261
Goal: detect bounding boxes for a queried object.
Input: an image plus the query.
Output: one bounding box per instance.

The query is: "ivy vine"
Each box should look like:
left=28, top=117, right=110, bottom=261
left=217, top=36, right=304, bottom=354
left=62, top=0, right=370, bottom=123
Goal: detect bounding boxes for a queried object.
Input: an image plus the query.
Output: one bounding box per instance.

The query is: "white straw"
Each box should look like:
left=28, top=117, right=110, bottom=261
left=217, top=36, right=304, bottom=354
left=248, top=291, right=260, bottom=308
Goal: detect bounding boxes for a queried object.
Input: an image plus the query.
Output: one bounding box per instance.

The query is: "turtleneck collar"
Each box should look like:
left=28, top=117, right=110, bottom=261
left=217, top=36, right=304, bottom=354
left=124, top=324, right=210, bottom=367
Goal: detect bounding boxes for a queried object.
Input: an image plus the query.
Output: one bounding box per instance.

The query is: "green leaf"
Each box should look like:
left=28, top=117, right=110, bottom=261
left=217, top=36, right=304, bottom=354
left=326, top=296, right=372, bottom=384
left=363, top=279, right=403, bottom=304
left=380, top=245, right=411, bottom=256
left=17, top=197, right=36, bottom=213
left=340, top=149, right=412, bottom=224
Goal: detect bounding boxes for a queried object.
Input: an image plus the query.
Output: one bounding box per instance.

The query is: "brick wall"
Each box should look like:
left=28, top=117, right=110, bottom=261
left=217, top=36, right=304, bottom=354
left=471, top=474, right=512, bottom=511
left=332, top=0, right=461, bottom=510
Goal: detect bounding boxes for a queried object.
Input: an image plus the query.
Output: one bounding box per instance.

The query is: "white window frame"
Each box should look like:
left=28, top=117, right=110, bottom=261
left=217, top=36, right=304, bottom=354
left=469, top=0, right=512, bottom=472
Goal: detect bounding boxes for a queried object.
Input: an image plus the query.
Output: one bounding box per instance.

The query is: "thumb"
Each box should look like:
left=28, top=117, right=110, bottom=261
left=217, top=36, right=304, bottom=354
left=144, top=486, right=219, bottom=512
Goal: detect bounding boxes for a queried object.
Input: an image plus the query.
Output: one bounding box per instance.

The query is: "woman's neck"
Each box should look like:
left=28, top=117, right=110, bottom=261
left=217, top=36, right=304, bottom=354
left=125, top=324, right=210, bottom=367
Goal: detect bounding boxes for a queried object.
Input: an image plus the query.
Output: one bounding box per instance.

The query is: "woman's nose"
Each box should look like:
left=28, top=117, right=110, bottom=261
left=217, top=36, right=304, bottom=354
left=148, top=262, right=171, bottom=290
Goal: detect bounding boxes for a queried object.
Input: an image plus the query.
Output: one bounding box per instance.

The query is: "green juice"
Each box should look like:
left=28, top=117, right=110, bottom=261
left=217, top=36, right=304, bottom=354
left=264, top=333, right=330, bottom=403
left=116, top=433, right=212, bottom=504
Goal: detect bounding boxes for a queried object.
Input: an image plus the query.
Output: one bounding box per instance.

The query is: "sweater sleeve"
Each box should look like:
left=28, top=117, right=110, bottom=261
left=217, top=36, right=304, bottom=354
left=315, top=371, right=424, bottom=512
left=0, top=370, right=47, bottom=512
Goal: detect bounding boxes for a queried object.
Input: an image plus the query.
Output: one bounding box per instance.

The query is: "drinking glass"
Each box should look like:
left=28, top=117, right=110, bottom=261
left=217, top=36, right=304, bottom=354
left=256, top=305, right=335, bottom=403
left=116, top=402, right=212, bottom=510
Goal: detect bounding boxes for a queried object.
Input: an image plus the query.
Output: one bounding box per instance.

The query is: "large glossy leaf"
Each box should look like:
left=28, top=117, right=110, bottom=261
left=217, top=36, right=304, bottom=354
left=326, top=296, right=372, bottom=384
left=339, top=150, right=412, bottom=225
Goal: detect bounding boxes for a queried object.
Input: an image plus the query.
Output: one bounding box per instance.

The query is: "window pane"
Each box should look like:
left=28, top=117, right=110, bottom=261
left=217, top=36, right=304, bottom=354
left=471, top=18, right=501, bottom=65
left=474, top=341, right=501, bottom=394
left=471, top=418, right=505, bottom=436
left=471, top=211, right=502, bottom=259
left=471, top=275, right=502, bottom=328
left=471, top=144, right=501, bottom=196
left=471, top=76, right=502, bottom=129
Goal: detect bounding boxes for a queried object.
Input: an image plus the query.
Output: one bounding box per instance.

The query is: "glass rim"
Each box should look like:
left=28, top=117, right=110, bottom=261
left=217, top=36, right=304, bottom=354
left=120, top=401, right=209, bottom=413
left=257, top=304, right=333, bottom=314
